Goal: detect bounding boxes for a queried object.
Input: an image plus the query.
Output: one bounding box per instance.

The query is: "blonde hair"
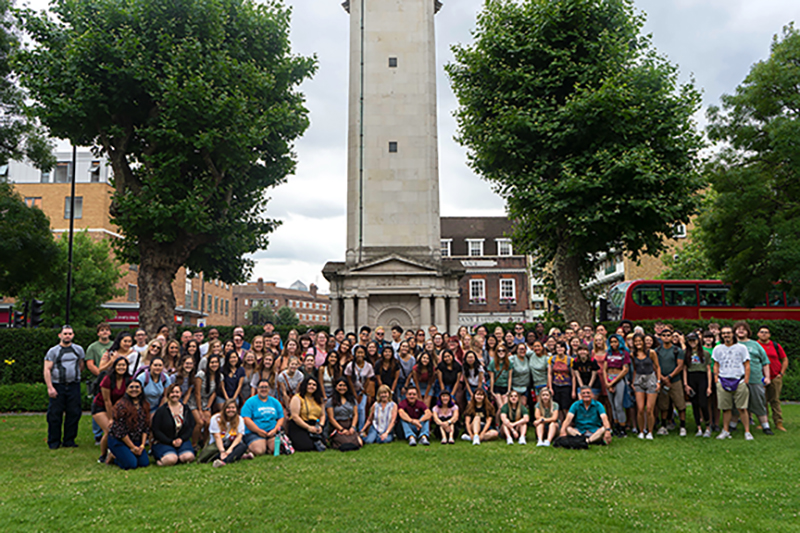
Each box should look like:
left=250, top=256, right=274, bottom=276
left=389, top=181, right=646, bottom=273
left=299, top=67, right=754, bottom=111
left=377, top=384, right=391, bottom=398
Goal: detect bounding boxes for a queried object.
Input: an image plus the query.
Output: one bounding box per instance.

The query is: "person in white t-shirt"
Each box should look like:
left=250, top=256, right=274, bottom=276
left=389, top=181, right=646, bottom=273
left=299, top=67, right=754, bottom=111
left=712, top=326, right=752, bottom=441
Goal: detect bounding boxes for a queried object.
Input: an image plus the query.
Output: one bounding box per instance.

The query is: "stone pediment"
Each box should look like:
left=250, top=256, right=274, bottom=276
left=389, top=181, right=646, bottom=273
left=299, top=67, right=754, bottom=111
left=350, top=254, right=439, bottom=275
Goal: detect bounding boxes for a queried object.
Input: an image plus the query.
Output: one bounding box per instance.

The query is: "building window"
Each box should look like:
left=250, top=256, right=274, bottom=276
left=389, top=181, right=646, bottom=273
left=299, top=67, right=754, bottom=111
left=24, top=197, right=42, bottom=208
left=500, top=278, right=516, bottom=303
left=467, top=239, right=484, bottom=257
left=496, top=239, right=513, bottom=256
left=532, top=284, right=544, bottom=296
left=214, top=297, right=219, bottom=314
left=127, top=284, right=138, bottom=302
left=673, top=223, right=687, bottom=239
left=388, top=57, right=398, bottom=68
left=441, top=239, right=452, bottom=257
left=89, top=161, right=101, bottom=182
left=244, top=299, right=249, bottom=306
left=0, top=164, right=7, bottom=180
left=225, top=299, right=229, bottom=316
left=54, top=162, right=72, bottom=183
left=469, top=279, right=486, bottom=303
left=208, top=294, right=212, bottom=311
left=192, top=290, right=199, bottom=309
left=64, top=196, right=83, bottom=219
left=129, top=264, right=138, bottom=272
left=388, top=141, right=398, bottom=153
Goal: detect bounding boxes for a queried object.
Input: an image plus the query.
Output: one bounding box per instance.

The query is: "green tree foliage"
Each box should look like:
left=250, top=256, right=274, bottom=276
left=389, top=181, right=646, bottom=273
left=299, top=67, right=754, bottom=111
left=275, top=305, right=298, bottom=327
left=701, top=25, right=800, bottom=306
left=246, top=300, right=276, bottom=326
left=0, top=181, right=60, bottom=296
left=659, top=226, right=720, bottom=281
left=18, top=231, right=123, bottom=328
left=15, top=0, right=316, bottom=335
left=446, top=0, right=704, bottom=323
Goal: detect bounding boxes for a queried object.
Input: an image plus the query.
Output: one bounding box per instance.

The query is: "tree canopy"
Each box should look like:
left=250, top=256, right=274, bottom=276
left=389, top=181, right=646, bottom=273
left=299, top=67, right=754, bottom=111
left=446, top=0, right=704, bottom=323
left=15, top=0, right=315, bottom=334
left=700, top=25, right=800, bottom=306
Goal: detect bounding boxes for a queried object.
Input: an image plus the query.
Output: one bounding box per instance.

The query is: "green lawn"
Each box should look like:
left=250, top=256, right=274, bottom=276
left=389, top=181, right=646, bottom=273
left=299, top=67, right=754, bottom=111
left=1, top=407, right=799, bottom=532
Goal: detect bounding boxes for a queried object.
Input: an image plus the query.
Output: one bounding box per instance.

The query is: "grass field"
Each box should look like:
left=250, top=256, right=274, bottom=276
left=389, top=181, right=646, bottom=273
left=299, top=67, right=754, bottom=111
left=1, top=407, right=799, bottom=532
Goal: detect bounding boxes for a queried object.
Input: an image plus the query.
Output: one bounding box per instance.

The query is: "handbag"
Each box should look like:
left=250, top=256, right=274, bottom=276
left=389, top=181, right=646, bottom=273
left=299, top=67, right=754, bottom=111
left=719, top=376, right=742, bottom=393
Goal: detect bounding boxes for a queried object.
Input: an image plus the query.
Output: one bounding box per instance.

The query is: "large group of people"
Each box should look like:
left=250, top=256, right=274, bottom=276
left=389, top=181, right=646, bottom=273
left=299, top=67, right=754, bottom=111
left=43, top=317, right=789, bottom=469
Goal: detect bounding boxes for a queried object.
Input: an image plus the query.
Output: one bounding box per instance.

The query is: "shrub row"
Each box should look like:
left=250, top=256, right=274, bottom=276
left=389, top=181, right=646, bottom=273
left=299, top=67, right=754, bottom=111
left=0, top=382, right=91, bottom=412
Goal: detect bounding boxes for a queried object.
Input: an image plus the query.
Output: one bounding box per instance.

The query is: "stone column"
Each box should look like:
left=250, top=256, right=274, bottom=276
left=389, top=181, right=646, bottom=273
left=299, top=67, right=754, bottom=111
left=343, top=296, right=355, bottom=333
left=434, top=295, right=446, bottom=335
left=357, top=294, right=369, bottom=329
left=448, top=296, right=459, bottom=335
left=420, top=295, right=431, bottom=332
left=329, top=297, right=340, bottom=332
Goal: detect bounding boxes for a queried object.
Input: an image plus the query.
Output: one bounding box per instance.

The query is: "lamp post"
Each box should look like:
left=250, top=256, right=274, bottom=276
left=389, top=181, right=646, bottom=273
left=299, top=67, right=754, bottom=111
left=234, top=297, right=238, bottom=327
left=64, top=145, right=77, bottom=325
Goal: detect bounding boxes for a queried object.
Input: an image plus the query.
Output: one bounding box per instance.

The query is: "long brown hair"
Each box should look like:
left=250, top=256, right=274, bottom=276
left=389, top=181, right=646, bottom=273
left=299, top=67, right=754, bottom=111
left=217, top=399, right=240, bottom=434
left=464, top=389, right=496, bottom=419
left=113, top=391, right=150, bottom=432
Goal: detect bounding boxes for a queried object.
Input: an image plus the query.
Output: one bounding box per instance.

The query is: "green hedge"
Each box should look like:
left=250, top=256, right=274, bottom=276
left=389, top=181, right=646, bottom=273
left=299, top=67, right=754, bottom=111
left=0, top=382, right=91, bottom=412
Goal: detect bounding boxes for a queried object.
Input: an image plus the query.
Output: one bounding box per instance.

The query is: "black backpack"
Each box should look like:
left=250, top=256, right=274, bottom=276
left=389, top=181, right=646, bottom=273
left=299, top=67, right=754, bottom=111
left=552, top=435, right=589, bottom=450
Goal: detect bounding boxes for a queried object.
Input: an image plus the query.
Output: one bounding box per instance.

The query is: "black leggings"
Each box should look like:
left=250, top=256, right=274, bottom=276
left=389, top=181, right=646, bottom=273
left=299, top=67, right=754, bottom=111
left=288, top=420, right=317, bottom=452
left=687, top=372, right=710, bottom=427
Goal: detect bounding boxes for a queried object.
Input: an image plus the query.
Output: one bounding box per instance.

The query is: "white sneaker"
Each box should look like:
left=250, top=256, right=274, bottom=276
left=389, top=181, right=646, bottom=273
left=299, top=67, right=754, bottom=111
left=212, top=459, right=225, bottom=468
left=518, top=435, right=527, bottom=445
left=716, top=430, right=731, bottom=440
left=461, top=434, right=472, bottom=442
left=744, top=431, right=754, bottom=441
left=703, top=428, right=712, bottom=438
left=638, top=431, right=645, bottom=440
left=645, top=432, right=653, bottom=440
left=472, top=435, right=480, bottom=446
left=543, top=440, right=550, bottom=447
left=695, top=428, right=703, bottom=437
left=506, top=436, right=514, bottom=445
left=536, top=440, right=545, bottom=447
left=679, top=427, right=687, bottom=437
left=656, top=427, right=669, bottom=436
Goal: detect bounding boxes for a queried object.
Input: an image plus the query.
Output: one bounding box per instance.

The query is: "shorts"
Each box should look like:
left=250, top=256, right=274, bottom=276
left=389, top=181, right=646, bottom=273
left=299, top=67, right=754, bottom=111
left=747, top=382, right=767, bottom=417
left=152, top=440, right=194, bottom=460
left=553, top=385, right=573, bottom=412
left=493, top=383, right=509, bottom=395
left=657, top=378, right=686, bottom=411
left=717, top=380, right=749, bottom=411
left=633, top=373, right=658, bottom=394
left=243, top=432, right=267, bottom=446
left=91, top=402, right=106, bottom=415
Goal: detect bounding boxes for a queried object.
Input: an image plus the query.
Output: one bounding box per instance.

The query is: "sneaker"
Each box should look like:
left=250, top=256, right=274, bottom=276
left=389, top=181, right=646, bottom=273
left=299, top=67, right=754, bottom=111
left=441, top=438, right=447, bottom=445
left=212, top=459, right=225, bottom=468
left=744, top=431, right=754, bottom=441
left=776, top=423, right=786, bottom=432
left=506, top=436, right=514, bottom=445
left=695, top=428, right=703, bottom=437
left=448, top=436, right=455, bottom=444
left=472, top=435, right=480, bottom=446
left=763, top=427, right=774, bottom=436
left=666, top=421, right=676, bottom=431
left=656, top=427, right=669, bottom=436
left=729, top=422, right=738, bottom=431
left=543, top=440, right=550, bottom=447
left=94, top=438, right=102, bottom=446
left=242, top=452, right=254, bottom=460
left=536, top=440, right=545, bottom=447
left=679, top=427, right=687, bottom=437
left=420, top=436, right=430, bottom=446
left=645, top=432, right=654, bottom=440
left=519, top=435, right=527, bottom=445
left=97, top=454, right=107, bottom=464
left=703, top=428, right=712, bottom=438
left=638, top=431, right=645, bottom=440
left=717, top=430, right=731, bottom=440
left=461, top=433, right=472, bottom=442
left=618, top=427, right=627, bottom=438
left=408, top=437, right=417, bottom=447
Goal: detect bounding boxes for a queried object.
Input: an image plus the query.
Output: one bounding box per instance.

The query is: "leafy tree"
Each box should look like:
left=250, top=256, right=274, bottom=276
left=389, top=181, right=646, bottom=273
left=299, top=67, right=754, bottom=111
left=701, top=25, right=800, bottom=306
left=659, top=225, right=721, bottom=281
left=246, top=300, right=276, bottom=326
left=15, top=0, right=315, bottom=335
left=446, top=0, right=704, bottom=323
left=18, top=231, right=123, bottom=328
left=275, top=305, right=298, bottom=327
left=0, top=181, right=60, bottom=296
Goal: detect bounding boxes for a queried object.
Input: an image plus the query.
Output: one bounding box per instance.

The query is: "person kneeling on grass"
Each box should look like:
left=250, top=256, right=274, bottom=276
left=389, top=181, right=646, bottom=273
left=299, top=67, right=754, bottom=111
left=500, top=390, right=529, bottom=445
left=199, top=399, right=251, bottom=467
left=106, top=380, right=150, bottom=470
left=242, top=378, right=285, bottom=456
left=361, top=384, right=397, bottom=444
left=151, top=384, right=196, bottom=466
left=560, top=386, right=612, bottom=445
left=463, top=388, right=499, bottom=445
left=398, top=387, right=432, bottom=446
left=533, top=387, right=559, bottom=447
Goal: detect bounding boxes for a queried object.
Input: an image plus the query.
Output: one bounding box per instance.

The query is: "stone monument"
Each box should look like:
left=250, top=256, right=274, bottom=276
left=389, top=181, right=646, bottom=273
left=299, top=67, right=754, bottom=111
left=323, top=0, right=463, bottom=333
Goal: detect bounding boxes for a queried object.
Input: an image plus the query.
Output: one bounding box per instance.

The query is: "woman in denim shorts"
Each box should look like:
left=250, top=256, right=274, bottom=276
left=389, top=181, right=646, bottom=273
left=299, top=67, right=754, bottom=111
left=631, top=333, right=662, bottom=440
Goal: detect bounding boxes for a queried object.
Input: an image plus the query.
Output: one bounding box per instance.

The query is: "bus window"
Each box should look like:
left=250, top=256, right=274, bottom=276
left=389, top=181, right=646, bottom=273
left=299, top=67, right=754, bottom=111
left=699, top=285, right=731, bottom=307
left=768, top=291, right=785, bottom=307
left=665, top=285, right=698, bottom=307
left=788, top=294, right=800, bottom=307
left=632, top=285, right=662, bottom=307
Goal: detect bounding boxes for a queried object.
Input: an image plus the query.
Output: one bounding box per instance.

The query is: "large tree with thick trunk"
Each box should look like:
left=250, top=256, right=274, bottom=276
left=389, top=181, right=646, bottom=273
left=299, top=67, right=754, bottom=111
left=446, top=0, right=703, bottom=324
left=16, top=0, right=315, bottom=334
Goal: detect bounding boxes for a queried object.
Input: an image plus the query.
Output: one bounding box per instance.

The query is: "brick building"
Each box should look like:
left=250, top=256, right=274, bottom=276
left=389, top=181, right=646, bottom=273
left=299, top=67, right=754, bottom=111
left=441, top=217, right=531, bottom=328
left=233, top=278, right=330, bottom=328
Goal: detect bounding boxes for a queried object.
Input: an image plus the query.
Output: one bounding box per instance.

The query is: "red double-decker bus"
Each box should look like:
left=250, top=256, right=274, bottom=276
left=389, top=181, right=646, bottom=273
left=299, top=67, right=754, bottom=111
left=604, top=279, right=800, bottom=322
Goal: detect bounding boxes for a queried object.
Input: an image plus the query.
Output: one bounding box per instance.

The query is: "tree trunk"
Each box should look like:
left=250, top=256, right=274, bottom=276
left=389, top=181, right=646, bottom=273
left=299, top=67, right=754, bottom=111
left=552, top=240, right=594, bottom=325
left=137, top=240, right=187, bottom=338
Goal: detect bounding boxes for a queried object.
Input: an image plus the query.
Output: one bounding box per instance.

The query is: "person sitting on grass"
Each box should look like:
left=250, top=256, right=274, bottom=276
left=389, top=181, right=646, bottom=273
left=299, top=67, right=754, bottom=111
left=361, top=384, right=397, bottom=444
left=560, top=386, right=613, bottom=445
left=533, top=387, right=559, bottom=447
left=92, top=356, right=130, bottom=464
left=325, top=378, right=362, bottom=450
left=432, top=390, right=459, bottom=444
left=151, top=384, right=196, bottom=466
left=500, top=390, right=529, bottom=445
left=242, top=378, right=285, bottom=456
left=106, top=380, right=150, bottom=470
left=462, top=388, right=498, bottom=445
left=398, top=387, right=432, bottom=446
left=288, top=376, right=327, bottom=452
left=199, top=399, right=251, bottom=467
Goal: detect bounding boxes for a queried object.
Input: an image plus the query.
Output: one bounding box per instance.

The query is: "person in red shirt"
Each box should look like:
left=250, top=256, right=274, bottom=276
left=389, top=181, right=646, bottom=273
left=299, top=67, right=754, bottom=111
left=757, top=325, right=788, bottom=431
left=398, top=388, right=432, bottom=446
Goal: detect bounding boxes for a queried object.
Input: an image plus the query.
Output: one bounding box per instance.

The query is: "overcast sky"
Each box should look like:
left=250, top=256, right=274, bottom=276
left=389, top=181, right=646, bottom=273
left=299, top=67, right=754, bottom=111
left=31, top=0, right=799, bottom=292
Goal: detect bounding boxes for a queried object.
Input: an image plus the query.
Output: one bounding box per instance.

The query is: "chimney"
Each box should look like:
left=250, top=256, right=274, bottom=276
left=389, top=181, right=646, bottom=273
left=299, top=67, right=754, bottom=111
left=310, top=284, right=318, bottom=298
left=257, top=278, right=264, bottom=293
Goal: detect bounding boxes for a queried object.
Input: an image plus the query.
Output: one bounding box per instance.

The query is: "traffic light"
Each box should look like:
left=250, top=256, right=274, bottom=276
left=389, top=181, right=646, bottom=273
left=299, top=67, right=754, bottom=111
left=12, top=303, right=27, bottom=328
left=30, top=299, right=44, bottom=328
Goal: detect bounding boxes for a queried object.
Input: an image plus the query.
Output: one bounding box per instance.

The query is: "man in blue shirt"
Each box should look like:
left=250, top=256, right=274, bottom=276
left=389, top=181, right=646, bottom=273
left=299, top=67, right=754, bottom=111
left=561, top=387, right=612, bottom=445
left=241, top=378, right=285, bottom=455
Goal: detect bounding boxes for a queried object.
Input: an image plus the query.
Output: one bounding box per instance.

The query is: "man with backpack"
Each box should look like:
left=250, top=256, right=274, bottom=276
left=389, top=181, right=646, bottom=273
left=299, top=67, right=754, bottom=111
left=44, top=325, right=86, bottom=449
left=655, top=327, right=687, bottom=436
left=757, top=325, right=788, bottom=432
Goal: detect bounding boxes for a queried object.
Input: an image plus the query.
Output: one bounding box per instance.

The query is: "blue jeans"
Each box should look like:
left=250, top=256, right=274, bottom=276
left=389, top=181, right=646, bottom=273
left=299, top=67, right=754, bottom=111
left=365, top=426, right=394, bottom=444
left=356, top=395, right=367, bottom=432
left=108, top=435, right=149, bottom=470
left=401, top=420, right=429, bottom=440
left=92, top=419, right=103, bottom=441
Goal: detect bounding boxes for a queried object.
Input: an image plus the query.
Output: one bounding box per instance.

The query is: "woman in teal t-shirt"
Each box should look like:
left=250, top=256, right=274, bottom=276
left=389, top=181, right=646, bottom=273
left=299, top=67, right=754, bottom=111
left=488, top=345, right=512, bottom=411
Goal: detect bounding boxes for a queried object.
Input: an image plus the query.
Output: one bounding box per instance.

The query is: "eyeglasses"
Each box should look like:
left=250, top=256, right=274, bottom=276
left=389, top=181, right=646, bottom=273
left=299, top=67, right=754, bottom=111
left=376, top=332, right=384, bottom=336
left=660, top=332, right=673, bottom=337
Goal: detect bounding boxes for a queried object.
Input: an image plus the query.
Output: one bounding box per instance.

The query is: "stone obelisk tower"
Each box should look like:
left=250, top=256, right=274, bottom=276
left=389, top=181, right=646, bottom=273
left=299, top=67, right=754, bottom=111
left=324, top=0, right=462, bottom=333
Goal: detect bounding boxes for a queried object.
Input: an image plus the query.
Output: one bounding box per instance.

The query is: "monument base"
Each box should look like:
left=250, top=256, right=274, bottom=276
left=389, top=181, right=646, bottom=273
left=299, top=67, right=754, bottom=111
left=323, top=253, right=463, bottom=335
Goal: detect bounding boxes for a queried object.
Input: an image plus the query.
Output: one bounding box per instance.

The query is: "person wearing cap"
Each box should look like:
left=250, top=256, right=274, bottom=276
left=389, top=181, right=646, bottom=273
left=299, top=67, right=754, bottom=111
left=655, top=326, right=687, bottom=436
